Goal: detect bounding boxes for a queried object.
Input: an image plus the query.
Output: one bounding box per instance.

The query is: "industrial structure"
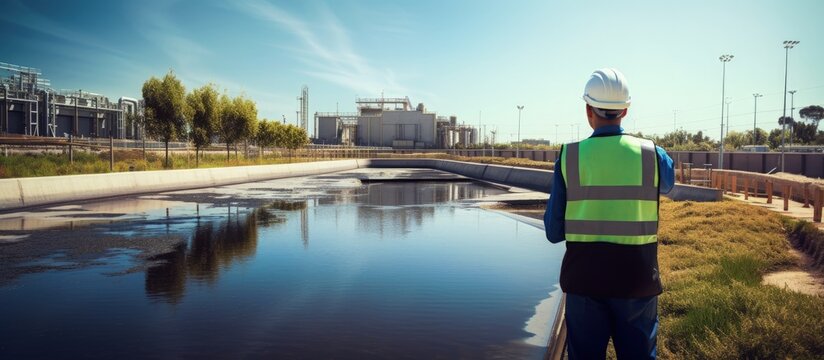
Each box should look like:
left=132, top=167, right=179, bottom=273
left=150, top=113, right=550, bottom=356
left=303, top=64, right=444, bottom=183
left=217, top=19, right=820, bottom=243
left=314, top=97, right=478, bottom=149
left=0, top=62, right=142, bottom=139
left=298, top=85, right=308, bottom=132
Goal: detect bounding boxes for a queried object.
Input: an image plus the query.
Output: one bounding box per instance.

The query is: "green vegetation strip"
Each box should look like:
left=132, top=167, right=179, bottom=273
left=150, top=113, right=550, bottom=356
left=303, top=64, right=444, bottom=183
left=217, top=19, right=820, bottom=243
left=0, top=151, right=317, bottom=178
left=655, top=199, right=824, bottom=359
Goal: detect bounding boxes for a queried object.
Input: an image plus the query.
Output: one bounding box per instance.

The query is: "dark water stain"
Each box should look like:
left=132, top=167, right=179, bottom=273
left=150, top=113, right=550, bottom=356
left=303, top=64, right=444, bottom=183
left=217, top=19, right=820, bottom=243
left=0, top=181, right=563, bottom=360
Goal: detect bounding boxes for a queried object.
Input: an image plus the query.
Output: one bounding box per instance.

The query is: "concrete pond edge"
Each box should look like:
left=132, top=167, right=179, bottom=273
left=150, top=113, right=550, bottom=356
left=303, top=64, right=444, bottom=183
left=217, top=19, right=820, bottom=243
left=0, top=158, right=721, bottom=211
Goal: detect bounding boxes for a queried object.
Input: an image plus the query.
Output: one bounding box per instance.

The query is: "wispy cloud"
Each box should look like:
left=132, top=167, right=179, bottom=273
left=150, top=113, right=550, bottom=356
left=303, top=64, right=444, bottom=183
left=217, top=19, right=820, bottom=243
left=132, top=1, right=211, bottom=70
left=234, top=0, right=409, bottom=97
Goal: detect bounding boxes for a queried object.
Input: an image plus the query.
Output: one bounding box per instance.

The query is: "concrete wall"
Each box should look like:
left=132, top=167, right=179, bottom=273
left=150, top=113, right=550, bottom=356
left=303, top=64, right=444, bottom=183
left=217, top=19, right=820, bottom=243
left=392, top=149, right=824, bottom=178
left=0, top=158, right=721, bottom=212
left=365, top=158, right=719, bottom=201
left=0, top=160, right=362, bottom=211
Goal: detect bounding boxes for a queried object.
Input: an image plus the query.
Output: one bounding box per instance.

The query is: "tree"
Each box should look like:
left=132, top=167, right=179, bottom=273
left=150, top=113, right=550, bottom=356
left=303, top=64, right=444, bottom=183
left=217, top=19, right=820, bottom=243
left=768, top=128, right=791, bottom=149
left=142, top=71, right=189, bottom=168
left=778, top=116, right=795, bottom=126
left=799, top=105, right=824, bottom=127
left=216, top=94, right=258, bottom=161
left=745, top=128, right=768, bottom=145
left=186, top=84, right=220, bottom=166
left=280, top=124, right=309, bottom=158
left=723, top=130, right=749, bottom=150
left=793, top=122, right=818, bottom=144
left=256, top=120, right=280, bottom=158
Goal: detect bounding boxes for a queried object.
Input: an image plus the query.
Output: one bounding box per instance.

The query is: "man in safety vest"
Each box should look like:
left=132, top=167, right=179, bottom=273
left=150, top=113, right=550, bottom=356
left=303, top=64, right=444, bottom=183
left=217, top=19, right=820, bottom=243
left=544, top=68, right=675, bottom=359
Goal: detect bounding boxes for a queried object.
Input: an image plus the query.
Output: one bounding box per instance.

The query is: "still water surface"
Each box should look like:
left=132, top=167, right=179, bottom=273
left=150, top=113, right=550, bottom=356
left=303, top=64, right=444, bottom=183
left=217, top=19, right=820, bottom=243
left=0, top=179, right=563, bottom=359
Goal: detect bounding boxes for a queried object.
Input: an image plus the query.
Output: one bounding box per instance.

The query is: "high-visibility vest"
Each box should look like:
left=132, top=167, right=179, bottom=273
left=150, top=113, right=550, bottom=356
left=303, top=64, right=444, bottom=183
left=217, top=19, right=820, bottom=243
left=561, top=134, right=659, bottom=245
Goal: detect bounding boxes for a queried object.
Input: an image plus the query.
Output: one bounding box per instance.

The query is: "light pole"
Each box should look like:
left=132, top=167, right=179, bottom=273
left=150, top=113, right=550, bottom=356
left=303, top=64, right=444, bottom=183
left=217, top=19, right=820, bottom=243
left=780, top=40, right=799, bottom=172
left=718, top=54, right=733, bottom=169
left=752, top=93, right=762, bottom=144
left=516, top=105, right=524, bottom=158
left=673, top=110, right=677, bottom=131
left=725, top=97, right=732, bottom=135
left=788, top=90, right=797, bottom=147
left=555, top=124, right=558, bottom=145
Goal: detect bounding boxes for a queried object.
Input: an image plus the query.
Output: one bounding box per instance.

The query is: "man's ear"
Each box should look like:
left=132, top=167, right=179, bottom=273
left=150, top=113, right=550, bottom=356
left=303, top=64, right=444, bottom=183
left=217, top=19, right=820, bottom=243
left=586, top=105, right=593, bottom=118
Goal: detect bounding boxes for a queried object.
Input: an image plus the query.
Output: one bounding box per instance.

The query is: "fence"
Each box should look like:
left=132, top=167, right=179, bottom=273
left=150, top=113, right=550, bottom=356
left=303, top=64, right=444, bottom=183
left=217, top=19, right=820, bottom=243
left=676, top=167, right=823, bottom=223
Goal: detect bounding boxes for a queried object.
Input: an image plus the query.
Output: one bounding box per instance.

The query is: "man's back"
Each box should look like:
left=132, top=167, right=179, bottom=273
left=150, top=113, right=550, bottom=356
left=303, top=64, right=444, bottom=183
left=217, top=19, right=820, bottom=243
left=557, top=133, right=665, bottom=298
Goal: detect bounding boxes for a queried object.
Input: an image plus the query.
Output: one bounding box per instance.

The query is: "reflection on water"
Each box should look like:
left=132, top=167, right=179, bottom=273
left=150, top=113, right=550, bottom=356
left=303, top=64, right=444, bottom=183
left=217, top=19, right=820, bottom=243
left=0, top=181, right=563, bottom=360
left=146, top=208, right=262, bottom=303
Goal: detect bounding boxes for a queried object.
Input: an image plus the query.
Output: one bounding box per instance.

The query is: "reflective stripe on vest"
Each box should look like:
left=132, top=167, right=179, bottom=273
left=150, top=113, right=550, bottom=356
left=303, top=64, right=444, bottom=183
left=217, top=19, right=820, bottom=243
left=562, top=135, right=659, bottom=245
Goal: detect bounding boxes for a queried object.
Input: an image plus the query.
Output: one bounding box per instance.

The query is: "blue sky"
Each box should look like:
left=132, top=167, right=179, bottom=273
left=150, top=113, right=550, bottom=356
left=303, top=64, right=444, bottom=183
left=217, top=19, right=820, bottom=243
left=2, top=0, right=822, bottom=143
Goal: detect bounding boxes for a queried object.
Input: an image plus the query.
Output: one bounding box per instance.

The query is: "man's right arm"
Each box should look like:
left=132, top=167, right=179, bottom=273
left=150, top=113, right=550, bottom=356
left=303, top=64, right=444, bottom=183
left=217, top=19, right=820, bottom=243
left=544, top=156, right=566, bottom=243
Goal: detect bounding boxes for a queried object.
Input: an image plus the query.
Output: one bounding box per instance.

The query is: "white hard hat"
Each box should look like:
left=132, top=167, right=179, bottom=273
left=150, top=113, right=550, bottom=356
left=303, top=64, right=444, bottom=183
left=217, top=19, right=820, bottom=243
left=582, top=68, right=631, bottom=110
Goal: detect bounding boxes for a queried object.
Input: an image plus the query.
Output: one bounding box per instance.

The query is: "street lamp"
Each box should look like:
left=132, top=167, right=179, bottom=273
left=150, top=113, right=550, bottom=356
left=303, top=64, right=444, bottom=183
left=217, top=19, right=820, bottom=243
left=718, top=54, right=733, bottom=169
left=725, top=97, right=732, bottom=135
left=555, top=124, right=558, bottom=145
left=516, top=105, right=524, bottom=158
left=752, top=93, right=762, bottom=144
left=788, top=90, right=797, bottom=147
left=780, top=40, right=799, bottom=172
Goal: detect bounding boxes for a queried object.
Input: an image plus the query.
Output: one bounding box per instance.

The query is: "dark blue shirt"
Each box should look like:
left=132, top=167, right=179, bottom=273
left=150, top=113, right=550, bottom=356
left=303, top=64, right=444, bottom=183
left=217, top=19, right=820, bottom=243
left=543, top=125, right=674, bottom=243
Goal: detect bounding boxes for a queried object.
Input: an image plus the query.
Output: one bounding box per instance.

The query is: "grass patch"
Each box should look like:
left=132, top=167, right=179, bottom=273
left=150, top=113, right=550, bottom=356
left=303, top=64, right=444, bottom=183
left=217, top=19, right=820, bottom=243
left=0, top=151, right=554, bottom=178
left=655, top=199, right=824, bottom=359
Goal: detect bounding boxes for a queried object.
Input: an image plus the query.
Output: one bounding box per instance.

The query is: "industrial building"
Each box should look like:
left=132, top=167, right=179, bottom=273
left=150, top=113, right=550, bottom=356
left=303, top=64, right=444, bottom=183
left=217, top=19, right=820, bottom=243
left=0, top=62, right=142, bottom=139
left=314, top=97, right=478, bottom=149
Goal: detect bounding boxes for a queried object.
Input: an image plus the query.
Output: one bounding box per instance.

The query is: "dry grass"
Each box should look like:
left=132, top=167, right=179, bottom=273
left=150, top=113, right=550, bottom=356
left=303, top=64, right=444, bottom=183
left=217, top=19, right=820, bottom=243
left=655, top=199, right=824, bottom=359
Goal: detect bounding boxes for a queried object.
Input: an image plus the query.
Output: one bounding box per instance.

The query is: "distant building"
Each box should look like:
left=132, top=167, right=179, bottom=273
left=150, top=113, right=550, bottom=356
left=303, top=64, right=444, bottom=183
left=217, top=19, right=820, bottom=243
left=520, top=138, right=551, bottom=146
left=314, top=97, right=477, bottom=149
left=0, top=61, right=142, bottom=139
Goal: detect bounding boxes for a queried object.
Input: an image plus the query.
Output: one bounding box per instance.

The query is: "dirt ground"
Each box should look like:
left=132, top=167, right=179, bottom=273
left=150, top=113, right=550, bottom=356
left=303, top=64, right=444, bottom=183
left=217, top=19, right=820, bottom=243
left=763, top=249, right=824, bottom=297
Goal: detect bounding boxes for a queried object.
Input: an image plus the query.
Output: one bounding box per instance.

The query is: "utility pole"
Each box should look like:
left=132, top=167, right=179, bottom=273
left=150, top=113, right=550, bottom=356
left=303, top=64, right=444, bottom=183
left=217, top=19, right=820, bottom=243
left=789, top=90, right=797, bottom=147
left=725, top=97, right=732, bottom=135
left=752, top=93, right=762, bottom=144
left=780, top=40, right=799, bottom=172
left=555, top=124, right=558, bottom=145
left=673, top=110, right=677, bottom=131
left=516, top=105, right=524, bottom=158
left=718, top=54, right=733, bottom=169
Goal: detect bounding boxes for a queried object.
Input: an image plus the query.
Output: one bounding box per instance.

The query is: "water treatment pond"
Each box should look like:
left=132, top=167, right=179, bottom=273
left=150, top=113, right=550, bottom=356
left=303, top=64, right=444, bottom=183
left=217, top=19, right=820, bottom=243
left=0, top=169, right=564, bottom=359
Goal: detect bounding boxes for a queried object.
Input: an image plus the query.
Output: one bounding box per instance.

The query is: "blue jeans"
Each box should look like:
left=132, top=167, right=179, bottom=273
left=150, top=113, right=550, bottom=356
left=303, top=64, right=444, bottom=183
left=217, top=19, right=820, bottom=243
left=565, top=293, right=658, bottom=360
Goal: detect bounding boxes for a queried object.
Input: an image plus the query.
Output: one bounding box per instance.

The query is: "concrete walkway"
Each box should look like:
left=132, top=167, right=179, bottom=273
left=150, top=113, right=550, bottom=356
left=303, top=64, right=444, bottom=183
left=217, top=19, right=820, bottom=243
left=723, top=191, right=824, bottom=230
